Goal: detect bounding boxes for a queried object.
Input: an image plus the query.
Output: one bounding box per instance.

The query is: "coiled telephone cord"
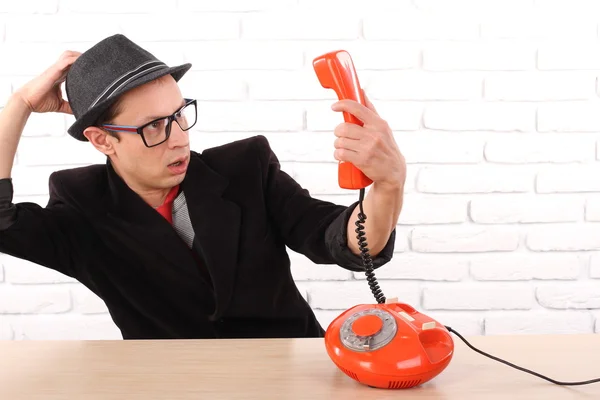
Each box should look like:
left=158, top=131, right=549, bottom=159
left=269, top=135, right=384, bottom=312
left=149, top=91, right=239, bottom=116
left=353, top=187, right=600, bottom=386
left=356, top=188, right=385, bottom=304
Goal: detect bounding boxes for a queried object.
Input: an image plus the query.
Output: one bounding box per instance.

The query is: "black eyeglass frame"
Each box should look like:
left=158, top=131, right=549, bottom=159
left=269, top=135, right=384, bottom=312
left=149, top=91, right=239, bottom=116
left=101, top=98, right=197, bottom=148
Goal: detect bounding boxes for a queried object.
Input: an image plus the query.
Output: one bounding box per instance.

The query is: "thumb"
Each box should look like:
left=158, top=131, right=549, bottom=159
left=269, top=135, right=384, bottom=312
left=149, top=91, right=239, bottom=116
left=58, top=100, right=73, bottom=115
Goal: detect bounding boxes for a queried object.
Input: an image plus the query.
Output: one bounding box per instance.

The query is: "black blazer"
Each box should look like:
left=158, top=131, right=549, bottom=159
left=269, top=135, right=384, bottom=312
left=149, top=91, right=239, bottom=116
left=0, top=135, right=395, bottom=339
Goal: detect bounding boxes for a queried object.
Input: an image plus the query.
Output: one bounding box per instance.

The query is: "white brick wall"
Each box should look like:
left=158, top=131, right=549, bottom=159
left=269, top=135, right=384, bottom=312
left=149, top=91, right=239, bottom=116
left=2, top=1, right=600, bottom=340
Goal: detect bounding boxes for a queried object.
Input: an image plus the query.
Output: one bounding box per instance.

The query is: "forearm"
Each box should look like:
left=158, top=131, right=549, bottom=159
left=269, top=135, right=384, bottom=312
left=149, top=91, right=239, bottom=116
left=0, top=94, right=31, bottom=179
left=346, top=182, right=404, bottom=257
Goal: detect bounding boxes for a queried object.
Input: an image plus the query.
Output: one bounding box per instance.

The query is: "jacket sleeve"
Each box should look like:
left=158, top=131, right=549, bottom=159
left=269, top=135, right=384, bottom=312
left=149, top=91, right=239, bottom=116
left=0, top=177, right=87, bottom=278
left=256, top=136, right=395, bottom=272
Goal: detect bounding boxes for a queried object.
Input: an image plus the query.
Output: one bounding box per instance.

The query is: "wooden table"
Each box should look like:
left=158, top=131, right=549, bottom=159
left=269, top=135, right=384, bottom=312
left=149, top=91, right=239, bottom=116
left=0, top=333, right=599, bottom=399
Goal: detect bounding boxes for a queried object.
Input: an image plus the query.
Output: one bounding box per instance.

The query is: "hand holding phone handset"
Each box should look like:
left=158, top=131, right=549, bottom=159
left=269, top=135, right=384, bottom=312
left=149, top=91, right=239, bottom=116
left=313, top=50, right=600, bottom=390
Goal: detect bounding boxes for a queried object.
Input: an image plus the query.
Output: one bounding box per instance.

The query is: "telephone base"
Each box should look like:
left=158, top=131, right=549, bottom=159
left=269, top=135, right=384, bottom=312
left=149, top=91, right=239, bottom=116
left=324, top=302, right=454, bottom=389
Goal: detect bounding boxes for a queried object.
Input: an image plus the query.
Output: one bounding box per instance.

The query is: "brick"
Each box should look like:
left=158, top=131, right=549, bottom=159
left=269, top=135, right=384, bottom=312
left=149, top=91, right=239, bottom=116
left=421, top=311, right=484, bottom=335
left=242, top=11, right=360, bottom=40
left=469, top=253, right=583, bottom=281
left=538, top=44, right=600, bottom=70
left=0, top=79, right=11, bottom=106
left=313, top=310, right=343, bottom=331
left=307, top=281, right=420, bottom=309
left=424, top=103, right=535, bottom=132
left=0, top=316, right=13, bottom=340
left=299, top=0, right=413, bottom=10
left=11, top=314, right=122, bottom=340
left=397, top=132, right=484, bottom=164
left=61, top=0, right=175, bottom=12
left=178, top=0, right=296, bottom=11
left=535, top=0, right=600, bottom=12
left=0, top=0, right=58, bottom=13
left=303, top=41, right=421, bottom=71
left=352, top=253, right=469, bottom=281
left=423, top=283, right=535, bottom=310
left=0, top=285, right=71, bottom=314
left=484, top=72, right=596, bottom=101
left=247, top=71, right=334, bottom=101
left=417, top=166, right=534, bottom=194
left=398, top=194, right=468, bottom=225
left=190, top=132, right=254, bottom=154
left=18, top=109, right=66, bottom=137
left=536, top=165, right=600, bottom=193
left=526, top=225, right=600, bottom=251
left=178, top=71, right=247, bottom=101
left=17, top=137, right=106, bottom=166
left=485, top=133, right=595, bottom=163
left=363, top=13, right=478, bottom=40
left=292, top=162, right=357, bottom=195
left=11, top=194, right=49, bottom=206
left=590, top=254, right=600, bottom=278
left=485, top=311, right=593, bottom=335
left=538, top=103, right=600, bottom=132
left=120, top=14, right=240, bottom=42
left=469, top=195, right=583, bottom=224
left=0, top=43, right=88, bottom=76
left=6, top=16, right=121, bottom=43
left=71, top=285, right=109, bottom=314
left=481, top=19, right=596, bottom=40
left=413, top=0, right=532, bottom=14
left=197, top=102, right=303, bottom=132
left=411, top=226, right=520, bottom=253
left=290, top=250, right=353, bottom=281
left=536, top=283, right=600, bottom=309
left=585, top=197, right=600, bottom=222
left=10, top=166, right=60, bottom=196
left=306, top=101, right=422, bottom=132
left=367, top=71, right=482, bottom=101
left=2, top=255, right=75, bottom=284
left=423, top=42, right=536, bottom=71
left=184, top=42, right=303, bottom=70
left=193, top=132, right=336, bottom=163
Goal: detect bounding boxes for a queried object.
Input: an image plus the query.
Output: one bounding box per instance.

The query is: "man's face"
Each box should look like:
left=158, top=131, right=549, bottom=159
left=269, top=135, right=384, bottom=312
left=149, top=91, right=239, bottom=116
left=87, top=74, right=191, bottom=194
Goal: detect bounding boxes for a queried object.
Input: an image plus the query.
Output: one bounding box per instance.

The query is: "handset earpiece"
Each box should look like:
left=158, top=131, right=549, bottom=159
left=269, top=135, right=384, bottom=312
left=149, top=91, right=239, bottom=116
left=313, top=50, right=373, bottom=190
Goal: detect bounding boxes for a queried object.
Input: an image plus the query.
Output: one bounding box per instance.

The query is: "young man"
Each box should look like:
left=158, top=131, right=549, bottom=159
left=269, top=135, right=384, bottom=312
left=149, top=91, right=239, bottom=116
left=0, top=34, right=406, bottom=340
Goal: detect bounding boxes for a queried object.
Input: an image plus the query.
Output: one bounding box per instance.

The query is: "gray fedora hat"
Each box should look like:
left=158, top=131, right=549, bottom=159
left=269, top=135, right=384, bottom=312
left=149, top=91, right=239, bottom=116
left=65, top=34, right=191, bottom=141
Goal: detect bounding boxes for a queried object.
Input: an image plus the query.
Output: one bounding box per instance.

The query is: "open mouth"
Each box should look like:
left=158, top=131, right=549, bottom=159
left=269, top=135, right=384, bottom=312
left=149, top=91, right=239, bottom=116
left=169, top=160, right=183, bottom=167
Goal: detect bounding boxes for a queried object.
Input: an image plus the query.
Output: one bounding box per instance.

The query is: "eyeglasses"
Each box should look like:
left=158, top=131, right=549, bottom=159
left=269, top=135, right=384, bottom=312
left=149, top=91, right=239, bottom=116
left=101, top=98, right=197, bottom=148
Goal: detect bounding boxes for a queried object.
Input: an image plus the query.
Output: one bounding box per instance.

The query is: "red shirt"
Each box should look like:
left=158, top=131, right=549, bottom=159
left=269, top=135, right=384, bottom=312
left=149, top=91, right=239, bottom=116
left=155, top=185, right=180, bottom=224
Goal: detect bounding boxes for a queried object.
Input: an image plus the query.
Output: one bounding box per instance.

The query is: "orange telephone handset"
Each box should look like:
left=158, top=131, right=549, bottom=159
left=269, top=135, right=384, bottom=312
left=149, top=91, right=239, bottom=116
left=313, top=51, right=454, bottom=390
left=313, top=50, right=373, bottom=190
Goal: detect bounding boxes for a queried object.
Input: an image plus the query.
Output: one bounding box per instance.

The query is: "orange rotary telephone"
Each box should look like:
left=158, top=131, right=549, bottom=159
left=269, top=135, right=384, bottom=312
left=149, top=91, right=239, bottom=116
left=312, top=50, right=600, bottom=390
left=313, top=50, right=454, bottom=390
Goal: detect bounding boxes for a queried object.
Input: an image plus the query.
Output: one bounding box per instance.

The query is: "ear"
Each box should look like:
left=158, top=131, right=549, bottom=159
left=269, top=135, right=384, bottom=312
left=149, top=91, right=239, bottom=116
left=83, top=127, right=117, bottom=156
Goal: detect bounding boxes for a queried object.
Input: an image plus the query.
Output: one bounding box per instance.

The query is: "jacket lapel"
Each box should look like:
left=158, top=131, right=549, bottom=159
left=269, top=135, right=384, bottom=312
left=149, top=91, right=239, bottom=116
left=102, top=152, right=241, bottom=320
left=181, top=153, right=241, bottom=321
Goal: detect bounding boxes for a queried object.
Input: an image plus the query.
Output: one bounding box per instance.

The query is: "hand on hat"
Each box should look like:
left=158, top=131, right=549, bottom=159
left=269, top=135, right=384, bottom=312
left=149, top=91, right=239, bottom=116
left=13, top=50, right=81, bottom=115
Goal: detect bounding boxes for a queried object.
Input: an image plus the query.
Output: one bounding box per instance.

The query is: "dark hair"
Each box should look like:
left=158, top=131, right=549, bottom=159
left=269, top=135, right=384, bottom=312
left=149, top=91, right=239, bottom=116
left=94, top=98, right=124, bottom=140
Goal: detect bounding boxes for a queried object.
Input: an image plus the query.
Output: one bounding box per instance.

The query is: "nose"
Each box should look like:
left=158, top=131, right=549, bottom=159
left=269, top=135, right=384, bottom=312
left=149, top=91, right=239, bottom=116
left=167, top=120, right=189, bottom=149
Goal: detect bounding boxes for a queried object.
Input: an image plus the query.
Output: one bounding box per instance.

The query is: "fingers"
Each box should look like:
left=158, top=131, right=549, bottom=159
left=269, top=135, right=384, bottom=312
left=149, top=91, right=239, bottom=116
left=334, top=136, right=361, bottom=152
left=334, top=122, right=363, bottom=139
left=47, top=53, right=80, bottom=85
left=331, top=99, right=377, bottom=125
left=334, top=147, right=360, bottom=164
left=57, top=100, right=73, bottom=115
